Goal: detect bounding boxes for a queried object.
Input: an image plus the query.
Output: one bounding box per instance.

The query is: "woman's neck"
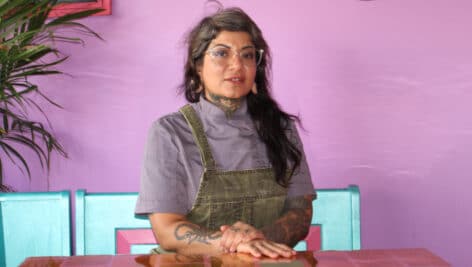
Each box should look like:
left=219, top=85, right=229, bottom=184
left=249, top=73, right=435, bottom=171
left=206, top=92, right=244, bottom=118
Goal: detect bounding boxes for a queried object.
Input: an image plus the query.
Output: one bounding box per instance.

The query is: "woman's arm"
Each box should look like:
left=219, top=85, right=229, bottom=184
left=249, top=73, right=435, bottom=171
left=260, top=194, right=313, bottom=247
left=149, top=213, right=223, bottom=255
left=149, top=212, right=296, bottom=258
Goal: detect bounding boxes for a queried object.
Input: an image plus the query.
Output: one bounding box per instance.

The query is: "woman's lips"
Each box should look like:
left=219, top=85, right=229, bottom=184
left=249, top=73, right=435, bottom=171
left=224, top=77, right=245, bottom=83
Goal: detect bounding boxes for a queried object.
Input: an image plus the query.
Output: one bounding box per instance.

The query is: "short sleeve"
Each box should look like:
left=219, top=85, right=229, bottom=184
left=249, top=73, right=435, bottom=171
left=135, top=118, right=189, bottom=215
left=286, top=122, right=316, bottom=200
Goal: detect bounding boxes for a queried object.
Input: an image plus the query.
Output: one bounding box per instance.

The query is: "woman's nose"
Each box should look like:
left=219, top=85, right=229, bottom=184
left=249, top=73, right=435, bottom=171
left=228, top=53, right=243, bottom=68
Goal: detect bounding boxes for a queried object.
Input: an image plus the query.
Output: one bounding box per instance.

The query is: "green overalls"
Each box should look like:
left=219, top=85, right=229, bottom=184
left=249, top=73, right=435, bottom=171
left=154, top=104, right=288, bottom=253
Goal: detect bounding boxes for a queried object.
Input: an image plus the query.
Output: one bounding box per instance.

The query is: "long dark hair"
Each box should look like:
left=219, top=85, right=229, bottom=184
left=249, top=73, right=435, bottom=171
left=179, top=7, right=301, bottom=187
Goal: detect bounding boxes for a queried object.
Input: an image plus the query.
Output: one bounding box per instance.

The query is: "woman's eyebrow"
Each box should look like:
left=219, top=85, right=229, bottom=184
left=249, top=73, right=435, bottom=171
left=241, top=45, right=255, bottom=50
left=210, top=43, right=255, bottom=49
left=211, top=43, right=231, bottom=48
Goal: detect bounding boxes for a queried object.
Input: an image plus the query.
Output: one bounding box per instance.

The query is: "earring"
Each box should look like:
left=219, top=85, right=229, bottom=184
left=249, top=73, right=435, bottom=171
left=251, top=83, right=258, bottom=94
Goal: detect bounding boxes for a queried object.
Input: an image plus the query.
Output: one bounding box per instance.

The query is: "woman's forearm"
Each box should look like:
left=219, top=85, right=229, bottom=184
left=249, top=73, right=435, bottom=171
left=149, top=214, right=223, bottom=255
left=260, top=194, right=313, bottom=247
left=171, top=222, right=222, bottom=255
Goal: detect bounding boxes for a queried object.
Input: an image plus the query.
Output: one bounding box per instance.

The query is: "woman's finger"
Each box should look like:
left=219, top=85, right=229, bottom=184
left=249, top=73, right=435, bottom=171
left=237, top=242, right=262, bottom=258
left=220, top=221, right=264, bottom=252
left=241, top=229, right=264, bottom=242
left=245, top=240, right=294, bottom=258
left=225, top=226, right=244, bottom=252
left=229, top=233, right=244, bottom=252
left=219, top=225, right=233, bottom=252
left=220, top=229, right=236, bottom=252
left=263, top=241, right=294, bottom=258
left=253, top=241, right=279, bottom=258
left=220, top=225, right=230, bottom=232
left=271, top=242, right=297, bottom=256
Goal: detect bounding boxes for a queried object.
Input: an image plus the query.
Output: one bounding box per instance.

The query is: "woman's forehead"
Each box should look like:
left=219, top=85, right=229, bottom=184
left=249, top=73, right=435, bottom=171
left=210, top=30, right=253, bottom=47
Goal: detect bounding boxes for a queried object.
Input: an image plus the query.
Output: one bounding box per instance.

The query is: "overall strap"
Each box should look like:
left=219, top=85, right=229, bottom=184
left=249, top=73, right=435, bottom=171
left=179, top=104, right=217, bottom=170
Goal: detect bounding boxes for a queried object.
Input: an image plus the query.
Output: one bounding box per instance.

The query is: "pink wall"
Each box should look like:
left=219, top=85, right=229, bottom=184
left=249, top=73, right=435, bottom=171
left=5, top=1, right=470, bottom=266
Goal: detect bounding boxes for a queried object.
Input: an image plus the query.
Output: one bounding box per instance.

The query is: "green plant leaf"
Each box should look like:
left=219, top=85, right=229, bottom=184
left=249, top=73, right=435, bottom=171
left=5, top=134, right=49, bottom=167
left=36, top=90, right=63, bottom=109
left=48, top=8, right=103, bottom=26
left=0, top=140, right=31, bottom=177
left=0, top=0, right=101, bottom=190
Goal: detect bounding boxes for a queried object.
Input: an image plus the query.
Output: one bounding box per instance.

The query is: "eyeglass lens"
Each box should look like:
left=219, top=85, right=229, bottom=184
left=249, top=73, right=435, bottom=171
left=207, top=47, right=263, bottom=67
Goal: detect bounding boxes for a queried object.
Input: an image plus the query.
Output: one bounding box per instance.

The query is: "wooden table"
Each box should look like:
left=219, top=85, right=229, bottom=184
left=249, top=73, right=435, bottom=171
left=20, top=248, right=450, bottom=267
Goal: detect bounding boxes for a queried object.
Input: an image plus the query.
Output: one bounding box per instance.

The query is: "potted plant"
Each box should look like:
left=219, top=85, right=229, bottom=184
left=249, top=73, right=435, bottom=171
left=0, top=0, right=102, bottom=191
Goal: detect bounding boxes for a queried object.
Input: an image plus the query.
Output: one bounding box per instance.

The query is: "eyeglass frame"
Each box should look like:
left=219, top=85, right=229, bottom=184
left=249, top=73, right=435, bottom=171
left=204, top=46, right=265, bottom=68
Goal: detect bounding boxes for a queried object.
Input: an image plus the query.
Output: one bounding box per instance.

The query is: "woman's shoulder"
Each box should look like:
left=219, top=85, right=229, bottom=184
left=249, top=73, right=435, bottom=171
left=155, top=110, right=184, bottom=124
left=148, top=107, right=190, bottom=136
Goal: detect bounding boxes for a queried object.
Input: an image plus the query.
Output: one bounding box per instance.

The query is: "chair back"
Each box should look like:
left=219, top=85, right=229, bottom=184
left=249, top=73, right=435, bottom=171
left=0, top=191, right=71, bottom=267
left=75, top=190, right=152, bottom=255
left=294, top=185, right=361, bottom=251
left=76, top=185, right=360, bottom=255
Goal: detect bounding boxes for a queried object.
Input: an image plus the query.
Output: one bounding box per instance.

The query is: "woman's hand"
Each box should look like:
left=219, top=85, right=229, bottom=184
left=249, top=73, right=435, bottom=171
left=236, top=239, right=296, bottom=258
left=219, top=221, right=265, bottom=252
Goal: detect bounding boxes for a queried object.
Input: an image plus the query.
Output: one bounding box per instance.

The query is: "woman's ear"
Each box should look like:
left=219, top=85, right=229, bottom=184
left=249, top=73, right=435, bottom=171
left=194, top=67, right=204, bottom=93
left=196, top=67, right=203, bottom=85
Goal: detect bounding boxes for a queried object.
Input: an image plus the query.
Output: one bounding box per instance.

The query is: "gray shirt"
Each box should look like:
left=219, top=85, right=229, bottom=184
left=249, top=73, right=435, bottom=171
left=135, top=97, right=314, bottom=215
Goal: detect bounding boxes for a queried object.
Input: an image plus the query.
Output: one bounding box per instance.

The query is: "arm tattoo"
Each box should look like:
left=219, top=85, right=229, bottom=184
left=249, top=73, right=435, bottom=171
left=206, top=92, right=243, bottom=118
left=174, top=223, right=222, bottom=245
left=261, top=195, right=313, bottom=247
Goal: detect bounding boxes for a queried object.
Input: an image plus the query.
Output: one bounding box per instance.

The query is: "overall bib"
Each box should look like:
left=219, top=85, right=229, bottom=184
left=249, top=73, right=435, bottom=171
left=154, top=104, right=287, bottom=253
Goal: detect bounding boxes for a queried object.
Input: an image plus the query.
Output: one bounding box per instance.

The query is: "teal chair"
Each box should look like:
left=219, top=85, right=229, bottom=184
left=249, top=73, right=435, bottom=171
left=75, top=190, right=153, bottom=255
left=76, top=185, right=360, bottom=255
left=0, top=191, right=71, bottom=267
left=294, top=185, right=361, bottom=251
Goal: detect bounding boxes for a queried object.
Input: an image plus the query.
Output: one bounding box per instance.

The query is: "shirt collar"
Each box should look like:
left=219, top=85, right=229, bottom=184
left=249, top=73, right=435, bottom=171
left=198, top=96, right=249, bottom=120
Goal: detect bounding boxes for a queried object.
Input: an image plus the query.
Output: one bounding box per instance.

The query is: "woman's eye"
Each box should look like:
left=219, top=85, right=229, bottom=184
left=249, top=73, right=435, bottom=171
left=242, top=51, right=255, bottom=59
left=213, top=49, right=228, bottom=58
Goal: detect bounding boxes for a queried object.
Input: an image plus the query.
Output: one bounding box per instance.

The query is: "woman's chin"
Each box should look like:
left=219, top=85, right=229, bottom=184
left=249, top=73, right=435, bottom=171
left=222, top=91, right=250, bottom=99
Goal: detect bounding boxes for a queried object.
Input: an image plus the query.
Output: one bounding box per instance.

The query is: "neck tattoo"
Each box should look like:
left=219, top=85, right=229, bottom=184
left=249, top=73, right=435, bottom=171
left=207, top=92, right=243, bottom=118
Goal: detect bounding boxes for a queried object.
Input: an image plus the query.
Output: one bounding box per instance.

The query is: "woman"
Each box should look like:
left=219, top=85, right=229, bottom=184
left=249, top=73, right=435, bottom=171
left=135, top=7, right=315, bottom=258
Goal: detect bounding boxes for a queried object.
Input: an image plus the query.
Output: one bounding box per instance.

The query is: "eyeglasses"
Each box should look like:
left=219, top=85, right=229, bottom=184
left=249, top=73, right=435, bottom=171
left=205, top=46, right=264, bottom=68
